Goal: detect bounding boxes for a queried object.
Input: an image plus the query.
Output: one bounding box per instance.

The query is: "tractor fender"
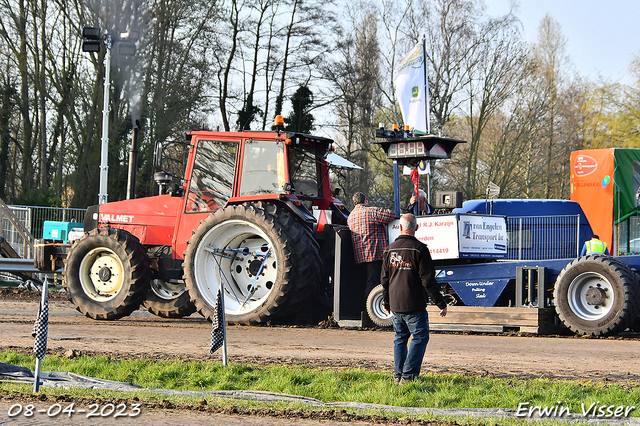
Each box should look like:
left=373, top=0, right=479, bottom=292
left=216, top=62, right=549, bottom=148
left=228, top=198, right=316, bottom=226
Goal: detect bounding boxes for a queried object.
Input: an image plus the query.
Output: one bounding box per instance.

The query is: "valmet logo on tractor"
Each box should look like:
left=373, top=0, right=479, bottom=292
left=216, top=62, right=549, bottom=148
left=35, top=117, right=357, bottom=325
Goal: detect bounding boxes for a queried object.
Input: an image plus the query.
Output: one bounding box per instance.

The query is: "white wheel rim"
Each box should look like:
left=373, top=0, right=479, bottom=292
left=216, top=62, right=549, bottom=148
left=78, top=247, right=125, bottom=302
left=149, top=279, right=186, bottom=300
left=371, top=291, right=392, bottom=322
left=567, top=272, right=615, bottom=321
left=193, top=219, right=278, bottom=315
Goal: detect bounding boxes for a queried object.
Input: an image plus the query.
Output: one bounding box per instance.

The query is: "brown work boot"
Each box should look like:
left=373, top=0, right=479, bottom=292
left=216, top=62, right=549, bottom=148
left=399, top=377, right=414, bottom=385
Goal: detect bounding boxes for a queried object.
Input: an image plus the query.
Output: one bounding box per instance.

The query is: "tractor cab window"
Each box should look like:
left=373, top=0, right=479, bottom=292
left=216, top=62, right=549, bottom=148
left=186, top=140, right=238, bottom=212
left=239, top=140, right=286, bottom=196
left=288, top=146, right=320, bottom=198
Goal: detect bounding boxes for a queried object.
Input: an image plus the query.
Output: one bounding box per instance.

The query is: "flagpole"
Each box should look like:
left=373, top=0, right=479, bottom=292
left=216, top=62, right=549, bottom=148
left=422, top=36, right=430, bottom=135
left=220, top=287, right=228, bottom=367
left=422, top=36, right=432, bottom=204
left=33, top=359, right=42, bottom=393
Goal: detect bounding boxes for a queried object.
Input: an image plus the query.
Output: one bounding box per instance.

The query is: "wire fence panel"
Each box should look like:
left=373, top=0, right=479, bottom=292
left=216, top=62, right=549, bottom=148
left=506, top=215, right=580, bottom=260
left=22, top=206, right=86, bottom=242
left=616, top=215, right=640, bottom=254
left=1, top=206, right=86, bottom=258
left=1, top=206, right=31, bottom=258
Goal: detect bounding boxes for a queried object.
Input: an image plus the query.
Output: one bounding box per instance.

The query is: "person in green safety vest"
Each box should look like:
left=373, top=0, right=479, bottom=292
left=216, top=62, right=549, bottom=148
left=581, top=235, right=610, bottom=256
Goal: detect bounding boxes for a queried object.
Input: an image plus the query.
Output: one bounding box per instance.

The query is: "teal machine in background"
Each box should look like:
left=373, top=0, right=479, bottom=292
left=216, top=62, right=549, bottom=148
left=42, top=221, right=83, bottom=244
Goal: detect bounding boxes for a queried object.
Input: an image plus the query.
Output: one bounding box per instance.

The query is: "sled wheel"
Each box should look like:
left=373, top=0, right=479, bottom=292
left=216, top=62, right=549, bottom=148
left=366, top=284, right=393, bottom=327
left=64, top=228, right=150, bottom=320
left=184, top=202, right=321, bottom=324
left=553, top=255, right=640, bottom=336
left=142, top=279, right=197, bottom=318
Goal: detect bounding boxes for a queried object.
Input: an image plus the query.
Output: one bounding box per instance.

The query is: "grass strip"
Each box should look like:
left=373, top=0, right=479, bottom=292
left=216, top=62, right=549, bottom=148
left=1, top=351, right=638, bottom=422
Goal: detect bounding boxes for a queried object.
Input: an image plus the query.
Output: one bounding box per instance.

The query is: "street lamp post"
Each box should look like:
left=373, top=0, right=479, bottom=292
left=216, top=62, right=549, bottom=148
left=98, top=33, right=112, bottom=205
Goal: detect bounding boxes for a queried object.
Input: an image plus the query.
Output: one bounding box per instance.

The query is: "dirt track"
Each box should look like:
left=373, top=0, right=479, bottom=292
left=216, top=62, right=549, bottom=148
left=1, top=293, right=639, bottom=382
left=2, top=291, right=640, bottom=425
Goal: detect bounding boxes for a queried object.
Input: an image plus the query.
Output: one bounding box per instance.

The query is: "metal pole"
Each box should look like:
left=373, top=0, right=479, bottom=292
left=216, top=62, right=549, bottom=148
left=393, top=160, right=400, bottom=217
left=220, top=287, right=228, bottom=367
left=518, top=217, right=523, bottom=261
left=427, top=165, right=431, bottom=207
left=576, top=214, right=581, bottom=257
left=126, top=120, right=140, bottom=200
left=33, top=358, right=41, bottom=392
left=422, top=37, right=430, bottom=135
left=98, top=35, right=112, bottom=205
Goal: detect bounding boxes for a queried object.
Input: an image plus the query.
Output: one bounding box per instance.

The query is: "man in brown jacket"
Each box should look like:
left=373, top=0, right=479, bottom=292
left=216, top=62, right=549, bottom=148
left=381, top=213, right=447, bottom=385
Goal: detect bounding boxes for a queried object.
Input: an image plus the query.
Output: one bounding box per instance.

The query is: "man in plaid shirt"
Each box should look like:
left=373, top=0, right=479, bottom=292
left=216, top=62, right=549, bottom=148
left=347, top=192, right=396, bottom=300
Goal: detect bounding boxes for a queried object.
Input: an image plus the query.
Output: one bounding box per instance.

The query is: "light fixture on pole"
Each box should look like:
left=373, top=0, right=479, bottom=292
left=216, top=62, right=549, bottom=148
left=82, top=27, right=101, bottom=52
left=82, top=26, right=137, bottom=204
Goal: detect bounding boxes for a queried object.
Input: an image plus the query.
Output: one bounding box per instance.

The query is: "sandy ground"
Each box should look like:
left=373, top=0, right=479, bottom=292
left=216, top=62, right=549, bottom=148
left=1, top=293, right=639, bottom=425
left=0, top=298, right=638, bottom=381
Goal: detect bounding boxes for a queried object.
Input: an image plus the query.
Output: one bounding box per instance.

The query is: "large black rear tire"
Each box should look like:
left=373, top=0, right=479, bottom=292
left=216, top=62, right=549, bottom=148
left=184, top=202, right=322, bottom=324
left=553, top=255, right=640, bottom=336
left=64, top=228, right=150, bottom=320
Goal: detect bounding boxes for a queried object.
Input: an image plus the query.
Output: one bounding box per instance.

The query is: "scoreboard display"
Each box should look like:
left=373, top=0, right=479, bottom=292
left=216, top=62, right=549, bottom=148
left=373, top=129, right=465, bottom=162
left=387, top=141, right=426, bottom=158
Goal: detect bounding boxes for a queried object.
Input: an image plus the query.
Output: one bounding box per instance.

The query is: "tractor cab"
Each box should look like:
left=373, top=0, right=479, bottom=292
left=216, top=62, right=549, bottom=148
left=162, top=122, right=352, bottom=248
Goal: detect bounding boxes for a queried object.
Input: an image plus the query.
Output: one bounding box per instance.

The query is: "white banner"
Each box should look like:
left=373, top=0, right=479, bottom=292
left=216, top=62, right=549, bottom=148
left=394, top=41, right=428, bottom=133
left=388, top=214, right=508, bottom=260
left=388, top=216, right=459, bottom=260
left=457, top=215, right=507, bottom=258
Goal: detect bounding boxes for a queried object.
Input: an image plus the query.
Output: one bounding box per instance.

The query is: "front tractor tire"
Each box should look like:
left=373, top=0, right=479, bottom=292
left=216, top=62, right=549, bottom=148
left=184, top=202, right=322, bottom=325
left=64, top=228, right=151, bottom=320
left=553, top=255, right=640, bottom=336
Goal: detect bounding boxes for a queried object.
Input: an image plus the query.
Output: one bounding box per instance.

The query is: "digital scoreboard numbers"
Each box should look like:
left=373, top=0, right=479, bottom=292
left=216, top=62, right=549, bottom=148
left=375, top=134, right=463, bottom=160
left=387, top=141, right=426, bottom=158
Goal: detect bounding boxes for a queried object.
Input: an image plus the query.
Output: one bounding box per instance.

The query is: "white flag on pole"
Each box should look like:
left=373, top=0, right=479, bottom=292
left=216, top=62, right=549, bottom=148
left=394, top=40, right=429, bottom=133
left=210, top=288, right=225, bottom=354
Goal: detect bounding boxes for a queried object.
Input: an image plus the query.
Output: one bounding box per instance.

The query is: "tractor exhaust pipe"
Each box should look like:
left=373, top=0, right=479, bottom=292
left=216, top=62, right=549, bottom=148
left=126, top=120, right=141, bottom=200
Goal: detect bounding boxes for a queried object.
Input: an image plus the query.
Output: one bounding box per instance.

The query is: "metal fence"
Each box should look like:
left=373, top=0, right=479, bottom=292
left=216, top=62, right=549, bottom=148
left=1, top=206, right=31, bottom=258
left=616, top=214, right=640, bottom=254
left=0, top=205, right=85, bottom=258
left=0, top=206, right=583, bottom=263
left=15, top=205, right=85, bottom=242
left=506, top=215, right=580, bottom=260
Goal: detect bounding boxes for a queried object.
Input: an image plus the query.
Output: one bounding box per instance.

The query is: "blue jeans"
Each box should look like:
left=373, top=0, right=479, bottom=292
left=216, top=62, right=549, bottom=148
left=392, top=309, right=430, bottom=380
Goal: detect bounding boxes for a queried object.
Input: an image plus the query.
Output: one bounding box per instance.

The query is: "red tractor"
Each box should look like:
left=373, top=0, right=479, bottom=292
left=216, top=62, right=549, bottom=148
left=37, top=120, right=351, bottom=324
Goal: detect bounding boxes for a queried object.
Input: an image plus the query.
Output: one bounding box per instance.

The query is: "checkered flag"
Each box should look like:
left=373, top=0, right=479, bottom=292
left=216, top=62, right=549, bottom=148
left=210, top=288, right=225, bottom=354
left=32, top=279, right=49, bottom=360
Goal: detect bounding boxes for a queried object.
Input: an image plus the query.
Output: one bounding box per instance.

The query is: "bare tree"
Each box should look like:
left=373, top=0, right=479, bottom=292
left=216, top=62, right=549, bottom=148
left=326, top=6, right=382, bottom=206
left=407, top=0, right=485, bottom=134
left=461, top=17, right=527, bottom=198
left=533, top=14, right=571, bottom=198
left=0, top=0, right=36, bottom=196
left=236, top=0, right=272, bottom=130
left=375, top=0, right=412, bottom=127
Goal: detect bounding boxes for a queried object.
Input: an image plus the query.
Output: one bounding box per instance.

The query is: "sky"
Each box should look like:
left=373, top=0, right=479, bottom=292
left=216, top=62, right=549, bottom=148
left=485, top=0, right=640, bottom=84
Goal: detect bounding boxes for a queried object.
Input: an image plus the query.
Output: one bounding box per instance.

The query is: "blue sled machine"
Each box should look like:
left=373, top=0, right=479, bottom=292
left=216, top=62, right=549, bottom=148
left=337, top=127, right=640, bottom=337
